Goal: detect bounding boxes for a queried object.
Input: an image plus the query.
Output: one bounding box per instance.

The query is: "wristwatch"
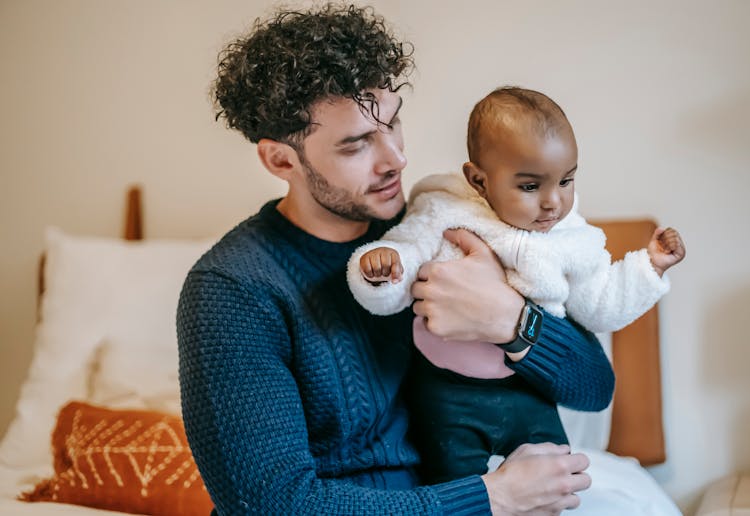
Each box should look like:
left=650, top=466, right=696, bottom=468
left=497, top=299, right=543, bottom=353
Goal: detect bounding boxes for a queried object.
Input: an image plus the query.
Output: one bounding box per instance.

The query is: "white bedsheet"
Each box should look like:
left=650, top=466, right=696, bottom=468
left=570, top=448, right=681, bottom=515
left=0, top=463, right=134, bottom=515
left=0, top=449, right=680, bottom=515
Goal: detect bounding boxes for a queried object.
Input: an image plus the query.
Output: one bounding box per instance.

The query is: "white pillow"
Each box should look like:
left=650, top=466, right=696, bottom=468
left=89, top=337, right=182, bottom=415
left=0, top=227, right=214, bottom=468
left=557, top=332, right=614, bottom=451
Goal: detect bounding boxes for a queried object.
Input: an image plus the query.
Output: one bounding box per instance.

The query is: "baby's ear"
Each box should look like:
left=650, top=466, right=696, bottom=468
left=463, top=162, right=488, bottom=198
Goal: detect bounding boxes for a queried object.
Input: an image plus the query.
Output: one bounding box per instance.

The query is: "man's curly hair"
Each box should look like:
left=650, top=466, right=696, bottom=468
left=212, top=3, right=414, bottom=145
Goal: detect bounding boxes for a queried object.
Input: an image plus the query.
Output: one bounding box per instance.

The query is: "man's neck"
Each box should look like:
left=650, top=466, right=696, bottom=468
left=276, top=197, right=370, bottom=243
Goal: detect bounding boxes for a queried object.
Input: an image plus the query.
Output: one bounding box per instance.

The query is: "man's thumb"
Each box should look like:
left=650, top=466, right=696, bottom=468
left=443, top=228, right=484, bottom=256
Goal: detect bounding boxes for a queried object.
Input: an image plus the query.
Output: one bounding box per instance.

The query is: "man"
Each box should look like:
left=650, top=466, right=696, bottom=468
left=177, top=4, right=614, bottom=515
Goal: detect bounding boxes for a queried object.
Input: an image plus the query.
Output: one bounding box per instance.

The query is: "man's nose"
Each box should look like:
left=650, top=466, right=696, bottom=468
left=375, top=134, right=407, bottom=174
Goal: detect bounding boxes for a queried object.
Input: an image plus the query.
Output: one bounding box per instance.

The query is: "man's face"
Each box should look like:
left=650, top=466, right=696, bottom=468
left=479, top=123, right=578, bottom=232
left=296, top=89, right=407, bottom=223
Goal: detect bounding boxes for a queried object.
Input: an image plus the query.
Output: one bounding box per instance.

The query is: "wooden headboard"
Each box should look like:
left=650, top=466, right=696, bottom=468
left=37, top=187, right=144, bottom=308
left=591, top=219, right=666, bottom=466
left=37, top=188, right=666, bottom=466
left=123, top=186, right=144, bottom=241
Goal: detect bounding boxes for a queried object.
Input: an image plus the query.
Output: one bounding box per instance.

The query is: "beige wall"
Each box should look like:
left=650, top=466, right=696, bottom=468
left=1, top=0, right=748, bottom=512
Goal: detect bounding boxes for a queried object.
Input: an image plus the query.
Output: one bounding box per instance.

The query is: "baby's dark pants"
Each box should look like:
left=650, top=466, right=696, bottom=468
left=407, top=352, right=568, bottom=485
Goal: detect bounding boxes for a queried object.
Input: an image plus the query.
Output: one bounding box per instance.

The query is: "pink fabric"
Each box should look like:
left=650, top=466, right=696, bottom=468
left=412, top=317, right=515, bottom=379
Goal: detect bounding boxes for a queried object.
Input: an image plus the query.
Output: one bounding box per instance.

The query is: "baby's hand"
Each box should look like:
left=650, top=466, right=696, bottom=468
left=647, top=227, right=686, bottom=276
left=360, top=247, right=404, bottom=284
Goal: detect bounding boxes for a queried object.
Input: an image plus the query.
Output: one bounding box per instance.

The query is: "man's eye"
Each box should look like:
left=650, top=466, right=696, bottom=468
left=519, top=184, right=538, bottom=192
left=560, top=178, right=574, bottom=187
left=342, top=144, right=366, bottom=155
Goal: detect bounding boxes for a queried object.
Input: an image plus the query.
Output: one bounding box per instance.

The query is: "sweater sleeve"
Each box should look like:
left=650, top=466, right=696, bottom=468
left=507, top=312, right=615, bottom=412
left=347, top=193, right=451, bottom=316
left=564, top=247, right=670, bottom=333
left=177, top=270, right=490, bottom=515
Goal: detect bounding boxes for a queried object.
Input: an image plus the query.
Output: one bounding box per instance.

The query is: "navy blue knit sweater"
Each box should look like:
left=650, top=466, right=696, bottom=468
left=177, top=200, right=614, bottom=515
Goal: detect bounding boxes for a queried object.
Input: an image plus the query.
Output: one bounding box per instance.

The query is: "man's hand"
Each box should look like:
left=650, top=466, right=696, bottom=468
left=359, top=247, right=404, bottom=284
left=411, top=228, right=524, bottom=342
left=481, top=443, right=591, bottom=515
left=647, top=227, right=686, bottom=277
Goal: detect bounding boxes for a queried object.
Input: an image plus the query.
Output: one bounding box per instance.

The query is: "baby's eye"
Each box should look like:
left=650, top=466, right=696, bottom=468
left=560, top=178, right=574, bottom=187
left=519, top=183, right=538, bottom=192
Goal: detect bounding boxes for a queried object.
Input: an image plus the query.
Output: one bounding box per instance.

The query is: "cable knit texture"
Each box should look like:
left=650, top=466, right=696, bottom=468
left=177, top=200, right=613, bottom=515
left=508, top=316, right=614, bottom=411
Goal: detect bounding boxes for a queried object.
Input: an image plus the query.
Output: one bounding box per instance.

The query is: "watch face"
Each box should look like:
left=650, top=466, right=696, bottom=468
left=498, top=301, right=543, bottom=352
left=521, top=304, right=543, bottom=344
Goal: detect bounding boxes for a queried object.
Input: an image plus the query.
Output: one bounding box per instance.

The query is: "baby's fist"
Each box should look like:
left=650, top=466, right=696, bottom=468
left=360, top=247, right=404, bottom=284
left=647, top=227, right=686, bottom=276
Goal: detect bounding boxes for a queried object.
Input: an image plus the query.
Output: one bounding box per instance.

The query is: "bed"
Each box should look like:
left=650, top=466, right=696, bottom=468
left=0, top=187, right=681, bottom=515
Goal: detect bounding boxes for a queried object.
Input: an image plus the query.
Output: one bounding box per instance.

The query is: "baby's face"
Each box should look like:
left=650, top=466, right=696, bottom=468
left=475, top=125, right=578, bottom=232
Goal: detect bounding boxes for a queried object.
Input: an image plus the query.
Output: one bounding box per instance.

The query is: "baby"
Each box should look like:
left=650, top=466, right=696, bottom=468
left=346, top=86, right=686, bottom=483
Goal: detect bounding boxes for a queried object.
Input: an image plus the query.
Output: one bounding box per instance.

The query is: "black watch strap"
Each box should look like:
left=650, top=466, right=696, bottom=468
left=497, top=300, right=543, bottom=353
left=497, top=336, right=533, bottom=353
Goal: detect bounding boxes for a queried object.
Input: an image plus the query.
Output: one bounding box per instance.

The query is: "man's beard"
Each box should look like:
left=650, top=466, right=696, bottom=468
left=300, top=156, right=394, bottom=222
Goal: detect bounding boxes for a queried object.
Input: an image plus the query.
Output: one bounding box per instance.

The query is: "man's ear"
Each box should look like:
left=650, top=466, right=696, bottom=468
left=463, top=161, right=488, bottom=199
left=257, top=138, right=299, bottom=180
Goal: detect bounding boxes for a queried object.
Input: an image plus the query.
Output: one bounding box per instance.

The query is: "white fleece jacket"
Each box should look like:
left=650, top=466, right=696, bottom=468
left=347, top=173, right=670, bottom=333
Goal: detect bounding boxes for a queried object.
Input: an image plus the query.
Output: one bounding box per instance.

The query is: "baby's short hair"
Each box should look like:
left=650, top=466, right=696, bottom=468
left=467, top=86, right=570, bottom=165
